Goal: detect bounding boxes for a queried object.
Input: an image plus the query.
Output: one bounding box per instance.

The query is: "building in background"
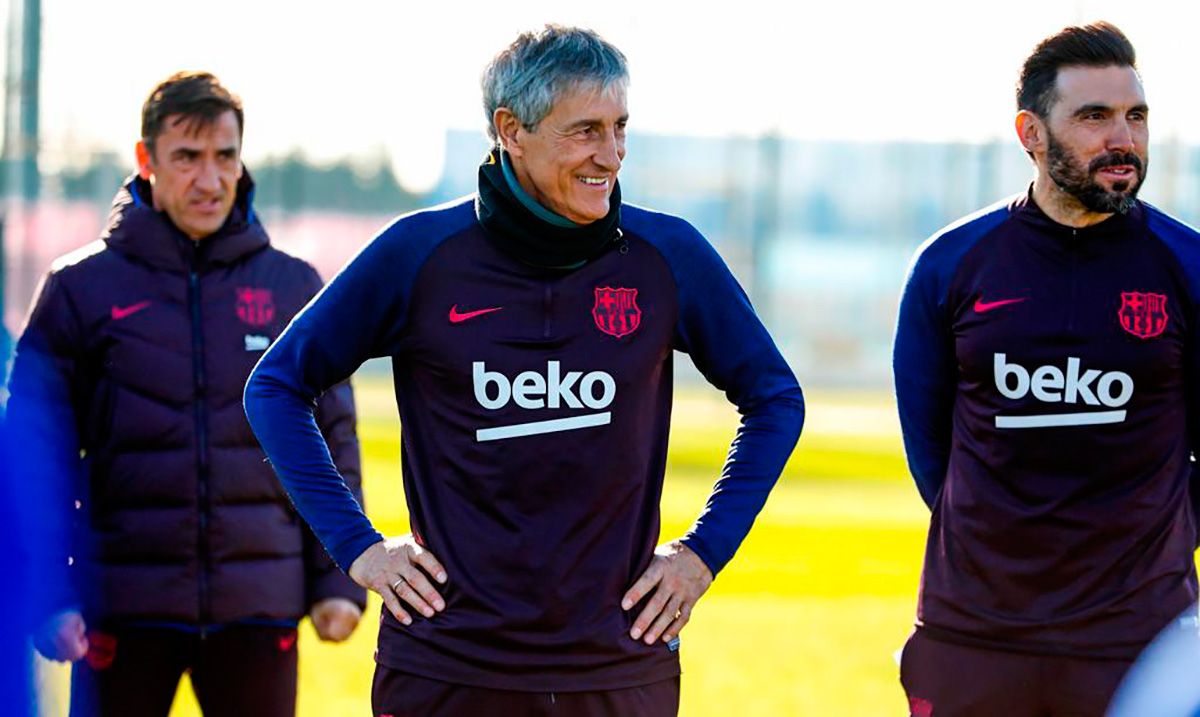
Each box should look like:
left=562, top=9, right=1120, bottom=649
left=7, top=127, right=1200, bottom=387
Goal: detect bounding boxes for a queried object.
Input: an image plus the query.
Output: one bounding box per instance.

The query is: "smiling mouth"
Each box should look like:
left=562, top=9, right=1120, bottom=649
left=578, top=176, right=608, bottom=187
left=1097, top=165, right=1136, bottom=177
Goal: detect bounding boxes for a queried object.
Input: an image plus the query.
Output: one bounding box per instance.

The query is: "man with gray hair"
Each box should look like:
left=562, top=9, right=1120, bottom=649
left=246, top=25, right=803, bottom=714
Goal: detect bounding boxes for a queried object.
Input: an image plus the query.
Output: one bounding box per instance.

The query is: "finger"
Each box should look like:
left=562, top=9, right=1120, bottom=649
left=661, top=601, right=693, bottom=643
left=392, top=577, right=436, bottom=618
left=644, top=595, right=683, bottom=645
left=630, top=584, right=671, bottom=641
left=399, top=567, right=446, bottom=613
left=377, top=584, right=412, bottom=626
left=622, top=563, right=663, bottom=611
left=413, top=548, right=448, bottom=584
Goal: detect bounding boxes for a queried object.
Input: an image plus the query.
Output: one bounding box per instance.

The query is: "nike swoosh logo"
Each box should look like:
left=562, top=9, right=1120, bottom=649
left=974, top=297, right=1027, bottom=313
left=111, top=301, right=152, bottom=320
left=449, top=304, right=503, bottom=323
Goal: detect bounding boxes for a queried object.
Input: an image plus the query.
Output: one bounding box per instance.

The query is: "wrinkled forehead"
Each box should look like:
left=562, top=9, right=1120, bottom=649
left=1051, top=64, right=1146, bottom=114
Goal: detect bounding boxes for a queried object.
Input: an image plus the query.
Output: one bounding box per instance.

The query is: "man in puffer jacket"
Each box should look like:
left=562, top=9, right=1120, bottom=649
left=7, top=71, right=365, bottom=717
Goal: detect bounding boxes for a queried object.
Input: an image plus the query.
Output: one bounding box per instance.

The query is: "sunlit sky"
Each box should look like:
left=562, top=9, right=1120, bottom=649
left=5, top=0, right=1200, bottom=190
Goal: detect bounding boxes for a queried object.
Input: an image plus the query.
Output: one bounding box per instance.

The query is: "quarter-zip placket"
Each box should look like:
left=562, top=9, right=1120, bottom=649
left=1067, top=228, right=1079, bottom=333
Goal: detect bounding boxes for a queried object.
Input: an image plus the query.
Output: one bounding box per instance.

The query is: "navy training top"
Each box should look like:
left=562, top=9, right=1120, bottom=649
left=244, top=194, right=803, bottom=691
left=894, top=190, right=1200, bottom=659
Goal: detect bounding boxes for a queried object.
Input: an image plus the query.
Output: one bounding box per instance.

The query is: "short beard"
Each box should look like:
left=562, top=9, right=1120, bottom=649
left=1046, top=131, right=1146, bottom=215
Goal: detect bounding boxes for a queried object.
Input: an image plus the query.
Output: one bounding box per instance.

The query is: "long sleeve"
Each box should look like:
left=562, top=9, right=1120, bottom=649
left=641, top=216, right=804, bottom=577
left=245, top=213, right=449, bottom=571
left=892, top=244, right=957, bottom=508
left=6, top=271, right=87, bottom=620
left=305, top=379, right=368, bottom=606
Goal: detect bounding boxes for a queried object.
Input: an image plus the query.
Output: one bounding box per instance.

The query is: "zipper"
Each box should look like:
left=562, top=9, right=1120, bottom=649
left=1067, top=228, right=1078, bottom=333
left=187, top=251, right=212, bottom=626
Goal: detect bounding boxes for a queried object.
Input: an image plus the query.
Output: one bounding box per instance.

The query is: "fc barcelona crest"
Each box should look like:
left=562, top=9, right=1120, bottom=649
left=1118, top=291, right=1168, bottom=339
left=236, top=287, right=276, bottom=327
left=593, top=287, right=641, bottom=338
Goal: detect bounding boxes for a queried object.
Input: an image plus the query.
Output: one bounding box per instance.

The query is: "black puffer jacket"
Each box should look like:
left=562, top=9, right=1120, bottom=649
left=8, top=173, right=365, bottom=625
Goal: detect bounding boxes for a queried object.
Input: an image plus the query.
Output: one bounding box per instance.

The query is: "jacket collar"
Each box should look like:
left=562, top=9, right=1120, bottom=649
left=1011, top=185, right=1145, bottom=243
left=102, top=169, right=269, bottom=273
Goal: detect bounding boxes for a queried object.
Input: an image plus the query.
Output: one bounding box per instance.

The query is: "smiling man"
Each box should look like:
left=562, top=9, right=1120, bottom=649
left=8, top=72, right=365, bottom=716
left=893, top=23, right=1200, bottom=716
left=245, top=26, right=803, bottom=716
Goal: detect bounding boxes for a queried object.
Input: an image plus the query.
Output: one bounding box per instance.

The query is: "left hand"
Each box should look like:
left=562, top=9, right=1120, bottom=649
left=622, top=540, right=714, bottom=646
left=309, top=597, right=363, bottom=642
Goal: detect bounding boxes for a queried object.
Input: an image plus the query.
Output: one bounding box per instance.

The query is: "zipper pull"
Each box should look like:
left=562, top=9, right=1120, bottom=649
left=615, top=228, right=629, bottom=255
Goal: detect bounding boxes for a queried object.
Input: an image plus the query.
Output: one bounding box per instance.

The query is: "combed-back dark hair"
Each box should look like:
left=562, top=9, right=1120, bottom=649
left=141, top=71, right=244, bottom=154
left=1017, top=22, right=1137, bottom=117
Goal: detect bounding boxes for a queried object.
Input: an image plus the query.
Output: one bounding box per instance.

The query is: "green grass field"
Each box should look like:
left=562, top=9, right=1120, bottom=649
left=30, top=381, right=967, bottom=714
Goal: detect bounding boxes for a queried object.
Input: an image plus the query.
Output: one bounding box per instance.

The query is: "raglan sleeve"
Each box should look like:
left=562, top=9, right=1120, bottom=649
left=6, top=270, right=88, bottom=620
left=665, top=223, right=805, bottom=577
left=892, top=238, right=957, bottom=509
left=245, top=225, right=414, bottom=572
left=289, top=266, right=369, bottom=607
left=1188, top=291, right=1200, bottom=550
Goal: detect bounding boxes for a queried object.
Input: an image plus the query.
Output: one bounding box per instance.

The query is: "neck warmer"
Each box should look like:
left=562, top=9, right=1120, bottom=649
left=475, top=148, right=622, bottom=269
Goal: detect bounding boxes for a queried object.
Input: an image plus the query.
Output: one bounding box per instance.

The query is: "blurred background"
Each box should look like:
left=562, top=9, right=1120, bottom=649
left=4, top=0, right=1200, bottom=714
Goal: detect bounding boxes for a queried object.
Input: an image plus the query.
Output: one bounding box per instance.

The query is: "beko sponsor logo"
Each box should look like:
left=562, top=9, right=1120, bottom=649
left=472, top=361, right=614, bottom=441
left=993, top=353, right=1133, bottom=428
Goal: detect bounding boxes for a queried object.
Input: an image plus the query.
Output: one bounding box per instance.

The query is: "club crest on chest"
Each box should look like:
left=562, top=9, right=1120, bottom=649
left=592, top=287, right=641, bottom=338
left=1118, top=291, right=1168, bottom=339
left=236, top=287, right=276, bottom=327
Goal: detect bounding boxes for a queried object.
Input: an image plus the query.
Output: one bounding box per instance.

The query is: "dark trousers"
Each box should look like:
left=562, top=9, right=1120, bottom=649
left=899, top=629, right=1134, bottom=717
left=372, top=666, right=680, bottom=717
left=69, top=625, right=299, bottom=717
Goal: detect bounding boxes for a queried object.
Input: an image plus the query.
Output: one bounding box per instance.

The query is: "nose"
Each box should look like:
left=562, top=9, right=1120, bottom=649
left=1107, top=118, right=1135, bottom=153
left=594, top=129, right=623, bottom=173
left=194, top=158, right=221, bottom=193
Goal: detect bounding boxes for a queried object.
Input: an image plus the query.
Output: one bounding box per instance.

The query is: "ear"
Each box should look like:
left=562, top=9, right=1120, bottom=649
left=493, top=108, right=526, bottom=158
left=1015, top=110, right=1044, bottom=156
left=135, top=140, right=153, bottom=180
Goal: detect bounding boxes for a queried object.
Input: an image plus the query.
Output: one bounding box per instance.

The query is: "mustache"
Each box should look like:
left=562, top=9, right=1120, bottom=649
left=1089, top=152, right=1143, bottom=174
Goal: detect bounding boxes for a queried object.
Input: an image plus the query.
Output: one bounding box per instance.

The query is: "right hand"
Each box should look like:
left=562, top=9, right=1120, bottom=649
left=348, top=535, right=447, bottom=626
left=33, top=610, right=88, bottom=662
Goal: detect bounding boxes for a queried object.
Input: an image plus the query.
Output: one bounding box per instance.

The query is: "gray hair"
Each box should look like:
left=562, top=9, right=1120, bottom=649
left=481, top=25, right=629, bottom=145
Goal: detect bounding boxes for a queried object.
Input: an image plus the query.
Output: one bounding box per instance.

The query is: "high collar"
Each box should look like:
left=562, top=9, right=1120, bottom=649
left=101, top=169, right=269, bottom=273
left=475, top=148, right=622, bottom=270
left=1011, top=185, right=1146, bottom=243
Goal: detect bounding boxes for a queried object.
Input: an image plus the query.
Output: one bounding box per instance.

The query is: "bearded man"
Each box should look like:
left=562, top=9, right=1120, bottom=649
left=893, top=22, right=1200, bottom=717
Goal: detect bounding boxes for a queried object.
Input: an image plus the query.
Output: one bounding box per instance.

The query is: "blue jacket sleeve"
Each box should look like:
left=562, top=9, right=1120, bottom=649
left=643, top=216, right=804, bottom=577
left=892, top=240, right=957, bottom=508
left=1147, top=208, right=1200, bottom=550
left=245, top=221, right=427, bottom=572
left=6, top=271, right=86, bottom=621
